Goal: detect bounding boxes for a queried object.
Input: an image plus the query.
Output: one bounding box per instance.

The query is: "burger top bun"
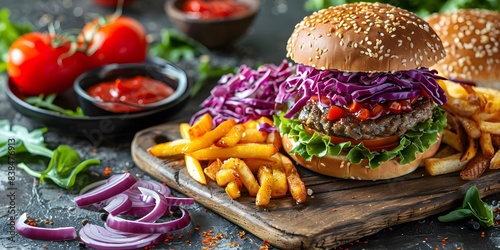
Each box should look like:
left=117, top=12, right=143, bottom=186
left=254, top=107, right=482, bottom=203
left=427, top=9, right=500, bottom=88
left=286, top=2, right=446, bottom=72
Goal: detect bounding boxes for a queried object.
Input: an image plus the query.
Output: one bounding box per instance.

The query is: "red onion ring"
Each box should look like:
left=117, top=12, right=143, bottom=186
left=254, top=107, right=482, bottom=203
left=74, top=173, right=137, bottom=207
left=103, top=193, right=132, bottom=216
left=135, top=187, right=168, bottom=223
left=15, top=213, right=76, bottom=241
left=106, top=208, right=191, bottom=234
left=79, top=224, right=163, bottom=250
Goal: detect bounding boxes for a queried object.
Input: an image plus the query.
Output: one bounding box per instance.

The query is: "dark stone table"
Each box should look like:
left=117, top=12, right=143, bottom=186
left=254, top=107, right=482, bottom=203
left=1, top=0, right=500, bottom=249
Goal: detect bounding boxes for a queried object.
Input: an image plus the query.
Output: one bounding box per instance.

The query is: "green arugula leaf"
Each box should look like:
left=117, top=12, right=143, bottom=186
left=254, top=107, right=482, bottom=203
left=191, top=55, right=237, bottom=97
left=24, top=94, right=85, bottom=117
left=149, top=28, right=209, bottom=62
left=438, top=186, right=494, bottom=227
left=0, top=8, right=32, bottom=72
left=1, top=120, right=100, bottom=189
left=275, top=106, right=446, bottom=169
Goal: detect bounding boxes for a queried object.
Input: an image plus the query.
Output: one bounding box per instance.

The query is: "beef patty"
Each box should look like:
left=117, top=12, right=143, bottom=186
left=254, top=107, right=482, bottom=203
left=297, top=98, right=436, bottom=140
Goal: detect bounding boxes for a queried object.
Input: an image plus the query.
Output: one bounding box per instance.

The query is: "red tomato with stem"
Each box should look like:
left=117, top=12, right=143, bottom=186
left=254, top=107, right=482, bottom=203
left=7, top=32, right=91, bottom=95
left=92, top=0, right=135, bottom=7
left=81, top=15, right=147, bottom=67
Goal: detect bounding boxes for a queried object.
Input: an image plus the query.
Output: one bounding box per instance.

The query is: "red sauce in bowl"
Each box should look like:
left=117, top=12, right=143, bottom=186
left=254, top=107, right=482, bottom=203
left=87, top=75, right=174, bottom=113
left=182, top=0, right=249, bottom=19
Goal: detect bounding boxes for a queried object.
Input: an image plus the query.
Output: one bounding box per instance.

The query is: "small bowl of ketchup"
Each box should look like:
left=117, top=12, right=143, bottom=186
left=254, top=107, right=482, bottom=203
left=74, top=60, right=188, bottom=116
left=165, top=0, right=260, bottom=49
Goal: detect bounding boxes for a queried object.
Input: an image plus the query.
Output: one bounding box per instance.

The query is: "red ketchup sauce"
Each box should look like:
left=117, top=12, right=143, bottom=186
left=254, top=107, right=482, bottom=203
left=182, top=0, right=249, bottom=19
left=87, top=75, right=174, bottom=113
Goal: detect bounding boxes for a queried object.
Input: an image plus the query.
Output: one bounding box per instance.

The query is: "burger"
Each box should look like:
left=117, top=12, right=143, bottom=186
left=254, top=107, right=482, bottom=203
left=274, top=2, right=448, bottom=180
left=426, top=9, right=500, bottom=89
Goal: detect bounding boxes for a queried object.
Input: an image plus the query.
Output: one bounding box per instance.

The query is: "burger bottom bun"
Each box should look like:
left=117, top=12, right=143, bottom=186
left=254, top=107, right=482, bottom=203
left=281, top=134, right=442, bottom=180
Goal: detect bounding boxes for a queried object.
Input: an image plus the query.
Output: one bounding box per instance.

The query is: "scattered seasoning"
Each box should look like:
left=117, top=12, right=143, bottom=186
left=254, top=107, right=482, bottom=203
left=260, top=240, right=271, bottom=250
left=481, top=231, right=486, bottom=238
left=81, top=219, right=88, bottom=226
left=103, top=167, right=113, bottom=177
left=92, top=148, right=97, bottom=153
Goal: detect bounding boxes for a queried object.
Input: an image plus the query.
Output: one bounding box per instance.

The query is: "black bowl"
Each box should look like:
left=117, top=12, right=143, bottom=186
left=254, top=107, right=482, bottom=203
left=74, top=62, right=188, bottom=116
left=5, top=57, right=190, bottom=136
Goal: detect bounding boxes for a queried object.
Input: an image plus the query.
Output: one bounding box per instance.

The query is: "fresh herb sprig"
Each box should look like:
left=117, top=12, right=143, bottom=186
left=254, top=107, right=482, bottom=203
left=438, top=186, right=494, bottom=228
left=0, top=8, right=32, bottom=73
left=24, top=94, right=85, bottom=117
left=191, top=55, right=237, bottom=97
left=149, top=28, right=209, bottom=62
left=1, top=120, right=99, bottom=189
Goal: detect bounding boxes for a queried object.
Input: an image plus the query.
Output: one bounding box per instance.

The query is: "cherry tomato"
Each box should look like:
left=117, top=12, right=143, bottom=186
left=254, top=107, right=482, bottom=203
left=7, top=32, right=91, bottom=95
left=388, top=101, right=402, bottom=114
left=327, top=106, right=345, bottom=121
left=81, top=15, right=147, bottom=67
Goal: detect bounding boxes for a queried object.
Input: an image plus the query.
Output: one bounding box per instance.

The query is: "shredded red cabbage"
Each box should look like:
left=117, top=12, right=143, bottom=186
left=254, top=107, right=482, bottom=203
left=190, top=60, right=295, bottom=126
left=276, top=65, right=448, bottom=118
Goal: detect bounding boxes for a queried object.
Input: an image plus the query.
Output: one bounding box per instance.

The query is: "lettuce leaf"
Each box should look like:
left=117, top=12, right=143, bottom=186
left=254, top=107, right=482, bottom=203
left=275, top=106, right=447, bottom=169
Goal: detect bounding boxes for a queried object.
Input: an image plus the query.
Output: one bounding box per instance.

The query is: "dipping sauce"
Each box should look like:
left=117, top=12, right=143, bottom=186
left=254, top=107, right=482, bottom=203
left=87, top=75, right=174, bottom=113
left=182, top=0, right=249, bottom=19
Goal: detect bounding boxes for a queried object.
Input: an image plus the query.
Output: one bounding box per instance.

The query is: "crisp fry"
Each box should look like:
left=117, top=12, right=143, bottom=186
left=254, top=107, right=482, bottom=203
left=478, top=121, right=500, bottom=135
left=183, top=119, right=236, bottom=153
left=215, top=124, right=245, bottom=147
left=480, top=133, right=495, bottom=158
left=243, top=157, right=280, bottom=174
left=460, top=153, right=491, bottom=181
left=188, top=143, right=278, bottom=160
left=225, top=180, right=242, bottom=199
left=460, top=137, right=477, bottom=162
left=490, top=151, right=500, bottom=169
left=457, top=117, right=481, bottom=139
left=491, top=134, right=500, bottom=148
left=270, top=154, right=287, bottom=199
left=280, top=153, right=307, bottom=203
left=185, top=155, right=207, bottom=184
left=444, top=97, right=480, bottom=117
left=215, top=168, right=239, bottom=186
left=424, top=153, right=468, bottom=176
left=179, top=123, right=191, bottom=139
left=256, top=166, right=273, bottom=206
left=231, top=158, right=260, bottom=196
left=266, top=131, right=282, bottom=151
left=148, top=139, right=190, bottom=157
left=189, top=113, right=213, bottom=139
left=240, top=128, right=268, bottom=143
left=204, top=159, right=222, bottom=181
left=442, top=129, right=463, bottom=152
left=433, top=145, right=458, bottom=159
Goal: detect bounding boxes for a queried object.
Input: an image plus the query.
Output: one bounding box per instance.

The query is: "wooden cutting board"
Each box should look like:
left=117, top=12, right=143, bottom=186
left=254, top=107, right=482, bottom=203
left=131, top=123, right=500, bottom=249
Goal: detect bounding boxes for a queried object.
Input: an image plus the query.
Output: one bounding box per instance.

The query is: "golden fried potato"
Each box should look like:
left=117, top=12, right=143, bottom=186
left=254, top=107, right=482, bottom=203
left=279, top=153, right=307, bottom=204
left=424, top=153, right=468, bottom=176
left=215, top=124, right=245, bottom=147
left=148, top=139, right=191, bottom=157
left=188, top=143, right=278, bottom=160
left=460, top=153, right=491, bottom=181
left=183, top=119, right=236, bottom=153
left=256, top=166, right=273, bottom=206
left=189, top=113, right=213, bottom=139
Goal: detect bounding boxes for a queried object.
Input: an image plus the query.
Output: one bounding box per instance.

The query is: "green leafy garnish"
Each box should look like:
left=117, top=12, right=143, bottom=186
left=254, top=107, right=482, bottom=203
left=149, top=28, right=209, bottom=62
left=303, top=0, right=499, bottom=17
left=0, top=8, right=32, bottom=72
left=438, top=186, right=494, bottom=228
left=275, top=106, right=447, bottom=169
left=24, top=94, right=85, bottom=117
left=0, top=120, right=99, bottom=189
left=191, top=55, right=237, bottom=97
left=17, top=145, right=100, bottom=189
left=0, top=120, right=52, bottom=158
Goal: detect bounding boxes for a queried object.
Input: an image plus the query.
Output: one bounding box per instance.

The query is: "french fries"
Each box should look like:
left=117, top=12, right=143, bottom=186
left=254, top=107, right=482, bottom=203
left=428, top=80, right=500, bottom=180
left=148, top=114, right=307, bottom=206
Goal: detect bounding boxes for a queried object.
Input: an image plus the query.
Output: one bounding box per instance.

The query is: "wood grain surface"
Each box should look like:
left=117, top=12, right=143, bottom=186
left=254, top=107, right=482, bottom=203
left=131, top=123, right=500, bottom=249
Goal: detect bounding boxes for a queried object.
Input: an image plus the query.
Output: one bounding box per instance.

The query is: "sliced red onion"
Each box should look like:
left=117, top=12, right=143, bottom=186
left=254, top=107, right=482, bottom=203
left=79, top=179, right=108, bottom=195
left=165, top=197, right=195, bottom=207
left=15, top=213, right=76, bottom=241
left=135, top=187, right=168, bottom=223
left=106, top=208, right=191, bottom=234
left=103, top=194, right=132, bottom=216
left=79, top=224, right=163, bottom=250
left=74, top=173, right=137, bottom=207
left=118, top=180, right=172, bottom=217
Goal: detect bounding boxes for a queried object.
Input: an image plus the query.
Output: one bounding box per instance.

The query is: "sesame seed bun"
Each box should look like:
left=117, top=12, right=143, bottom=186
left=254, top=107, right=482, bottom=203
left=427, top=9, right=500, bottom=89
left=286, top=2, right=446, bottom=72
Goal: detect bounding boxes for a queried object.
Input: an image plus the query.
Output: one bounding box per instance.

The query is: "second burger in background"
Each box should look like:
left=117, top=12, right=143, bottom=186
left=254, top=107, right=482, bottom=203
left=426, top=9, right=500, bottom=89
left=275, top=2, right=448, bottom=180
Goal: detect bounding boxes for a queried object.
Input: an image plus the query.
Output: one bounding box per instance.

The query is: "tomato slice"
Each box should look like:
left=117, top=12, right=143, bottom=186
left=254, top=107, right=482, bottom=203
left=327, top=106, right=345, bottom=121
left=303, top=126, right=399, bottom=152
